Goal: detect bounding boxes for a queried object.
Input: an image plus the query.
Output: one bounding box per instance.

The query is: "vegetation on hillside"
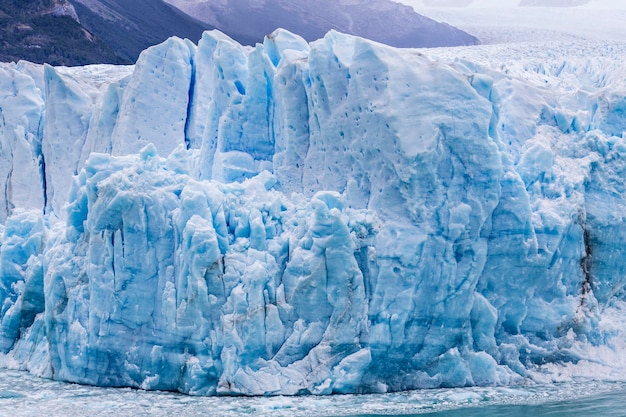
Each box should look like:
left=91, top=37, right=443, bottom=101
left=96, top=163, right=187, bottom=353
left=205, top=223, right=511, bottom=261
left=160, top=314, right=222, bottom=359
left=69, top=0, right=209, bottom=64
left=0, top=0, right=123, bottom=66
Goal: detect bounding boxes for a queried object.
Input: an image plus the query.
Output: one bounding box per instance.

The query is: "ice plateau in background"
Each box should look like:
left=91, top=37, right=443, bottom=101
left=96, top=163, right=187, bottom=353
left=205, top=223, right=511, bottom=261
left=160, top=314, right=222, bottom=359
left=1, top=29, right=626, bottom=395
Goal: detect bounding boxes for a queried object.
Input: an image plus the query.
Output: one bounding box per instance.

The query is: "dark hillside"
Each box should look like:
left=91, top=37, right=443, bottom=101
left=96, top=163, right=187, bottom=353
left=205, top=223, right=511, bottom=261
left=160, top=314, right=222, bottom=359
left=68, top=0, right=212, bottom=63
left=0, top=0, right=121, bottom=65
left=165, top=0, right=480, bottom=48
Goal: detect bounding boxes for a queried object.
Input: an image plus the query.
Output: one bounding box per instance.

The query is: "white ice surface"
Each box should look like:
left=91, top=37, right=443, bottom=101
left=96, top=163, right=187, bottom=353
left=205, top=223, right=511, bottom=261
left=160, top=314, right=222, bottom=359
left=400, top=2, right=626, bottom=44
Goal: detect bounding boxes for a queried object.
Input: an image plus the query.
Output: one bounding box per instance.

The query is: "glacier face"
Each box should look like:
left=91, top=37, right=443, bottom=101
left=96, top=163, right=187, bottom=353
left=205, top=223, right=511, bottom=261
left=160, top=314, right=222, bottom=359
left=1, top=30, right=626, bottom=395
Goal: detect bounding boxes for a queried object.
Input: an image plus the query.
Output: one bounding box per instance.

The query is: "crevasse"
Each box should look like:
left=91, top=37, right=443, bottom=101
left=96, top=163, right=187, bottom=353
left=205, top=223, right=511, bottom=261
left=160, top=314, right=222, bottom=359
left=0, top=29, right=626, bottom=395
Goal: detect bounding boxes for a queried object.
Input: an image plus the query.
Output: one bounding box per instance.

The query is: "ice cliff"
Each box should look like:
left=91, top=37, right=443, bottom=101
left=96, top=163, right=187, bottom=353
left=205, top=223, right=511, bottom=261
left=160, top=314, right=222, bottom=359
left=1, top=30, right=626, bottom=394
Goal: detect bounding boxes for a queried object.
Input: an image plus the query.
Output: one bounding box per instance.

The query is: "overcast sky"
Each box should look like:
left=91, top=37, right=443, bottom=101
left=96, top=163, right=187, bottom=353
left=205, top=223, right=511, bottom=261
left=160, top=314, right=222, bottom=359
left=396, top=0, right=626, bottom=8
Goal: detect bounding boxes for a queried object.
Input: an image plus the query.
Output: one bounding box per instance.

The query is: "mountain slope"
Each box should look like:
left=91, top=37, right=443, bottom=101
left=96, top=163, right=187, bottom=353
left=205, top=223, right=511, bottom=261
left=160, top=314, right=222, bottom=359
left=0, top=0, right=212, bottom=65
left=0, top=0, right=121, bottom=65
left=165, top=0, right=479, bottom=48
left=68, top=0, right=212, bottom=63
left=1, top=0, right=477, bottom=66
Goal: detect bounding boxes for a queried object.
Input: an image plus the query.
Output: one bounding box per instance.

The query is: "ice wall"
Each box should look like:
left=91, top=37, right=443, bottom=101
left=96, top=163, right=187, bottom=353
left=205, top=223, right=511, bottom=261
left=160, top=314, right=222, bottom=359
left=0, top=63, right=45, bottom=224
left=1, top=31, right=626, bottom=394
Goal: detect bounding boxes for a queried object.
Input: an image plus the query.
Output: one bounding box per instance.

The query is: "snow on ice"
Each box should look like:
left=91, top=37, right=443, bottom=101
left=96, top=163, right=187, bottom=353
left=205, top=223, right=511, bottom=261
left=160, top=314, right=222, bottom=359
left=1, top=29, right=626, bottom=395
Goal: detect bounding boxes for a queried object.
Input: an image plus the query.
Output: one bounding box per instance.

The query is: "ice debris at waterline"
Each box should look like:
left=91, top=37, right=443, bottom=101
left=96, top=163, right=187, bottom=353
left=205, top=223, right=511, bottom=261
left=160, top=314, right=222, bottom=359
left=1, top=29, right=626, bottom=395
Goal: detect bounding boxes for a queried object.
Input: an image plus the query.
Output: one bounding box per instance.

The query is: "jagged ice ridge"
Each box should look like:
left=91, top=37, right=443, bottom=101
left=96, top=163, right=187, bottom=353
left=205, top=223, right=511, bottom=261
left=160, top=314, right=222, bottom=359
left=0, top=30, right=626, bottom=395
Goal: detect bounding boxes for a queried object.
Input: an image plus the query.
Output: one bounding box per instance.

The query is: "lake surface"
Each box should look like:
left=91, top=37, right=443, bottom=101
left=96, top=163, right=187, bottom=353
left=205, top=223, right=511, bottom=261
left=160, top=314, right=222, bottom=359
left=0, top=370, right=624, bottom=416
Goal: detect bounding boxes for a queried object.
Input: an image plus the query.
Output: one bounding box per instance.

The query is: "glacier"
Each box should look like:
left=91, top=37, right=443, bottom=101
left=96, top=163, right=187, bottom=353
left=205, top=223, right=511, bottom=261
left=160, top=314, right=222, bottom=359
left=1, top=29, right=626, bottom=395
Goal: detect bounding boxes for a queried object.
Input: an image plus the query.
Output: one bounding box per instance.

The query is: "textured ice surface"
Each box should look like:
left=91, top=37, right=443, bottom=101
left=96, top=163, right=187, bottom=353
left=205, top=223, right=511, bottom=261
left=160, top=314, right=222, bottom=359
left=1, top=31, right=626, bottom=395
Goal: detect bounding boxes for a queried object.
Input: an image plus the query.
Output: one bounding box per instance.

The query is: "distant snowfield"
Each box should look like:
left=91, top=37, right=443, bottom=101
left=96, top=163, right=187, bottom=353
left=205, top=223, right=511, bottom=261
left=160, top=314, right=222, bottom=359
left=399, top=0, right=626, bottom=8
left=397, top=1, right=626, bottom=44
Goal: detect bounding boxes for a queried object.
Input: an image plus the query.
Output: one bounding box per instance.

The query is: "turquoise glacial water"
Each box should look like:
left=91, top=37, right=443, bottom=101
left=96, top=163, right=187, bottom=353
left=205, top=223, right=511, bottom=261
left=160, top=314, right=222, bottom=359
left=0, top=369, right=624, bottom=417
